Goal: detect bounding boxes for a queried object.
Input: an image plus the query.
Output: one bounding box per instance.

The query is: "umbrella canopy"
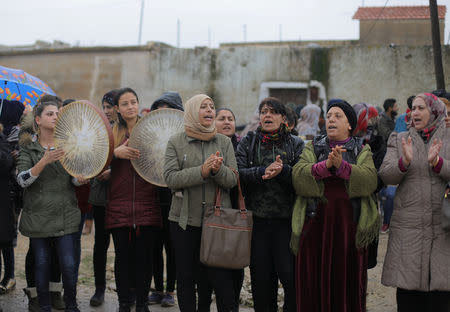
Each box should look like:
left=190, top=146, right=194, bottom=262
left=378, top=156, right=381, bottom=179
left=0, top=65, right=56, bottom=107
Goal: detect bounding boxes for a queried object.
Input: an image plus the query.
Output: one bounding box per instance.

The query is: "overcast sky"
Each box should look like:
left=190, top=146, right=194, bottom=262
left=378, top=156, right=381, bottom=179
left=4, top=0, right=450, bottom=48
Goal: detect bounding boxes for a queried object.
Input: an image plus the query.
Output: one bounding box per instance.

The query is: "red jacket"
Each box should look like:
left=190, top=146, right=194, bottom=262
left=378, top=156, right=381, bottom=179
left=105, top=157, right=161, bottom=229
left=75, top=183, right=92, bottom=214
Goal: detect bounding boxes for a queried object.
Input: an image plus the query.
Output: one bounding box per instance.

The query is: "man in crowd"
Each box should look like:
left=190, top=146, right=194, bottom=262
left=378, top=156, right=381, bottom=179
left=378, top=98, right=398, bottom=143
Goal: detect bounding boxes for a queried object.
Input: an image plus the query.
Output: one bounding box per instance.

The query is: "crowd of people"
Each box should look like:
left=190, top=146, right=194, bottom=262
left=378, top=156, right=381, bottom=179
left=0, top=87, right=449, bottom=312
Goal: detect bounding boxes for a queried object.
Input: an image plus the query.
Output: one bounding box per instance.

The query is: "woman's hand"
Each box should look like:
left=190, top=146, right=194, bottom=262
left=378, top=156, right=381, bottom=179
left=328, top=146, right=347, bottom=169
left=75, top=176, right=89, bottom=185
left=263, top=155, right=283, bottom=180
left=42, top=146, right=65, bottom=165
left=97, top=169, right=111, bottom=181
left=428, top=139, right=442, bottom=167
left=114, top=139, right=140, bottom=160
left=210, top=151, right=223, bottom=174
left=201, top=153, right=221, bottom=178
left=401, top=136, right=413, bottom=167
left=31, top=146, right=65, bottom=176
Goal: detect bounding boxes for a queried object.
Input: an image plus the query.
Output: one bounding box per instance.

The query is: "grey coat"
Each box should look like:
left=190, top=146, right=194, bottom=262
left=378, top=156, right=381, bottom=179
left=379, top=123, right=450, bottom=291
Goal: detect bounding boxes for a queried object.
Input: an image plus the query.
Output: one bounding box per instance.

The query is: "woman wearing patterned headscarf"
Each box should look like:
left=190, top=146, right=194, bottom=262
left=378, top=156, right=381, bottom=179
left=163, top=94, right=238, bottom=312
left=380, top=93, right=450, bottom=311
left=237, top=97, right=304, bottom=311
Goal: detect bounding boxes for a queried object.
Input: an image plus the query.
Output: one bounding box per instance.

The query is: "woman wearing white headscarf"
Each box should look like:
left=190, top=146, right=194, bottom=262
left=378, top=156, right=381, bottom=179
left=296, top=104, right=321, bottom=139
left=164, top=94, right=238, bottom=312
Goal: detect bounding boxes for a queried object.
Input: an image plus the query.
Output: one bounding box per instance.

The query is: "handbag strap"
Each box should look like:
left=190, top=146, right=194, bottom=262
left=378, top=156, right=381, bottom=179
left=213, top=168, right=248, bottom=217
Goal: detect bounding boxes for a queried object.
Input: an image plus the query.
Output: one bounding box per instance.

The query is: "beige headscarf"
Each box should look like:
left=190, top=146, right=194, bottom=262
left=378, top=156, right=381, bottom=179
left=184, top=94, right=217, bottom=141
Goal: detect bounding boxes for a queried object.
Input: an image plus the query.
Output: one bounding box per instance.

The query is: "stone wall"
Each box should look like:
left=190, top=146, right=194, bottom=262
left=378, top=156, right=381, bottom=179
left=0, top=44, right=448, bottom=124
left=359, top=19, right=446, bottom=46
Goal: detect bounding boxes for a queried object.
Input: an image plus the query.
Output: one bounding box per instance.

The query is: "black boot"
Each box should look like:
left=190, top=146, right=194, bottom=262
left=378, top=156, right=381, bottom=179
left=23, top=288, right=40, bottom=312
left=119, top=303, right=131, bottom=312
left=90, top=287, right=105, bottom=307
left=135, top=305, right=150, bottom=312
left=50, top=291, right=65, bottom=310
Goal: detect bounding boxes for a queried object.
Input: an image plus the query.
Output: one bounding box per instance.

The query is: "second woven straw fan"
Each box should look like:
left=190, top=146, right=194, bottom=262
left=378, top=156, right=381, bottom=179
left=128, top=108, right=184, bottom=186
left=54, top=100, right=114, bottom=178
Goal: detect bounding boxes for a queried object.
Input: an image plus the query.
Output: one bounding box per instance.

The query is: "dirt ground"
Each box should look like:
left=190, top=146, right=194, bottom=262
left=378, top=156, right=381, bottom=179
left=0, top=230, right=395, bottom=312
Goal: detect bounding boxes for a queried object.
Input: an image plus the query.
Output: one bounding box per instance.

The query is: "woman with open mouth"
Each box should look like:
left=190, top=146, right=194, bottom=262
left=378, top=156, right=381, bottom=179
left=236, top=97, right=304, bottom=311
left=164, top=94, right=238, bottom=312
left=380, top=93, right=450, bottom=312
left=291, top=99, right=378, bottom=312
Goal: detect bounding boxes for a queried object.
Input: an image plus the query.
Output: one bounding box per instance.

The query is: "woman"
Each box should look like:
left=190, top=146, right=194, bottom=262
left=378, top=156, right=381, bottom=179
left=0, top=125, right=13, bottom=312
left=0, top=100, right=24, bottom=296
left=0, top=124, right=15, bottom=295
left=213, top=107, right=244, bottom=311
left=352, top=104, right=385, bottom=269
left=164, top=94, right=238, bottom=312
left=88, top=89, right=118, bottom=307
left=20, top=95, right=65, bottom=311
left=295, top=103, right=321, bottom=139
left=148, top=91, right=183, bottom=307
left=380, top=93, right=450, bottom=311
left=215, top=108, right=240, bottom=151
left=236, top=97, right=304, bottom=312
left=105, top=87, right=161, bottom=312
left=16, top=100, right=85, bottom=312
left=291, top=100, right=378, bottom=312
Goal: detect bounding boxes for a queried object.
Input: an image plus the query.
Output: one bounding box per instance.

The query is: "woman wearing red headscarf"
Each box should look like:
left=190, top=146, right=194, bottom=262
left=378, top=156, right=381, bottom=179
left=380, top=93, right=450, bottom=311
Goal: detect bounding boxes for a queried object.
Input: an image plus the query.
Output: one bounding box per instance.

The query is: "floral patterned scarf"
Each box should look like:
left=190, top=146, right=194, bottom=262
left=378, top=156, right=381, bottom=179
left=412, top=93, right=446, bottom=143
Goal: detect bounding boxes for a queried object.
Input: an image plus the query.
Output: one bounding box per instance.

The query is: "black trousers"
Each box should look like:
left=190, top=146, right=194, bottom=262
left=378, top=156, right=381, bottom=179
left=250, top=217, right=296, bottom=312
left=152, top=205, right=176, bottom=293
left=111, top=226, right=156, bottom=307
left=397, top=288, right=450, bottom=312
left=25, top=240, right=61, bottom=287
left=203, top=268, right=244, bottom=312
left=0, top=241, right=14, bottom=280
left=92, top=205, right=111, bottom=288
left=169, top=221, right=237, bottom=312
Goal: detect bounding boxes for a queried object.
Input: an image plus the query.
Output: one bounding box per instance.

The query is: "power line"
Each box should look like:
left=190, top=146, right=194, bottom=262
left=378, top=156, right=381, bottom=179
left=359, top=0, right=390, bottom=43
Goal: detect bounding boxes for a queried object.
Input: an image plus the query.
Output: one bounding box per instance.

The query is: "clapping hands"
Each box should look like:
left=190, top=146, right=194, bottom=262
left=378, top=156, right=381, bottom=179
left=263, top=155, right=283, bottom=180
left=428, top=139, right=442, bottom=167
left=326, top=146, right=347, bottom=169
left=201, top=151, right=223, bottom=178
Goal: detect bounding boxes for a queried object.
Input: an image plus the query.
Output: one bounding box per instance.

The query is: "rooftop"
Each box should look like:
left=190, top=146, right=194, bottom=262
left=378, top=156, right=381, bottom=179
left=353, top=5, right=446, bottom=20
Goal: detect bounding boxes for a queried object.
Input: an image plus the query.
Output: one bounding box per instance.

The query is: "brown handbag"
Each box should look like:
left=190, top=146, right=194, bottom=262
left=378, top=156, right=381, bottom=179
left=200, top=173, right=253, bottom=269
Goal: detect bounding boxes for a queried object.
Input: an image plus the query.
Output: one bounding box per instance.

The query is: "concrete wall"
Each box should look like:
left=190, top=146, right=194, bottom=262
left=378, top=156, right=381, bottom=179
left=360, top=19, right=445, bottom=46
left=0, top=45, right=449, bottom=125
left=328, top=45, right=450, bottom=109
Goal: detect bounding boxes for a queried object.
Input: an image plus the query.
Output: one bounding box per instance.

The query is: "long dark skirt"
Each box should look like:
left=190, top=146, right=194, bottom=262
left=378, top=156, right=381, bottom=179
left=296, top=176, right=368, bottom=312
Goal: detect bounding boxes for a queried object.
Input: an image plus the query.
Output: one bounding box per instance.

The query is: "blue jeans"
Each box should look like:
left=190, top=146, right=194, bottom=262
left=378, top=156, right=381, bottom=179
left=380, top=186, right=396, bottom=225
left=30, top=233, right=79, bottom=312
left=75, top=213, right=87, bottom=276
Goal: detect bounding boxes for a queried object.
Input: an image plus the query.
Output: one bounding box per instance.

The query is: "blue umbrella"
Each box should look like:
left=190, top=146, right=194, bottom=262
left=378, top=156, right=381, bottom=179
left=0, top=65, right=56, bottom=110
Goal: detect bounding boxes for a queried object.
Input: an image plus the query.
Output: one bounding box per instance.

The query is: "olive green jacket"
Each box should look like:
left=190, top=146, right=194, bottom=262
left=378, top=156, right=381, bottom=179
left=164, top=132, right=238, bottom=229
left=17, top=140, right=80, bottom=238
left=290, top=141, right=379, bottom=255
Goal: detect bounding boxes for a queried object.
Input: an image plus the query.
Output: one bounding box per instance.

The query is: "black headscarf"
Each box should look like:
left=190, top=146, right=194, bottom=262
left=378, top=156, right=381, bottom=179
left=327, top=99, right=357, bottom=132
left=0, top=100, right=24, bottom=136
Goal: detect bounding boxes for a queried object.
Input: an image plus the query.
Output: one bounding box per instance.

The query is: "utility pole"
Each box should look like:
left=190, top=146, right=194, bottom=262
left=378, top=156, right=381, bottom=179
left=279, top=24, right=282, bottom=42
left=208, top=26, right=211, bottom=47
left=177, top=19, right=180, bottom=48
left=138, top=0, right=145, bottom=45
left=429, top=0, right=445, bottom=90
left=243, top=24, right=247, bottom=42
